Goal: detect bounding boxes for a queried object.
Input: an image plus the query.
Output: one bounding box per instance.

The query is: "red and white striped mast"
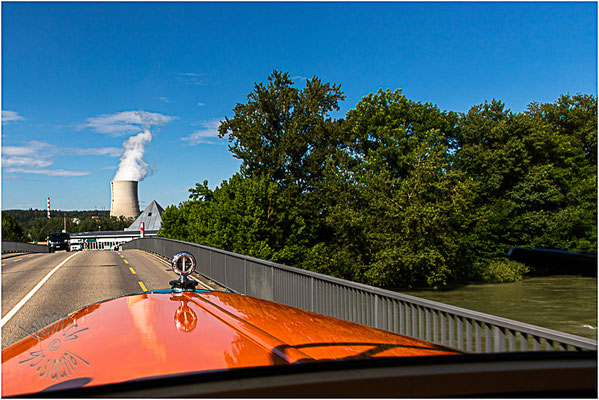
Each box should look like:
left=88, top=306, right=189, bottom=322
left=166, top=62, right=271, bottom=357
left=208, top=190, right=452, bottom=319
left=47, top=197, right=50, bottom=219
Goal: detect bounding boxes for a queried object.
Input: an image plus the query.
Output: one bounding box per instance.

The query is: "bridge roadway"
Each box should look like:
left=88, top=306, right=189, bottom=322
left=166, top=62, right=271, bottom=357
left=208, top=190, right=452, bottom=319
left=1, top=249, right=215, bottom=349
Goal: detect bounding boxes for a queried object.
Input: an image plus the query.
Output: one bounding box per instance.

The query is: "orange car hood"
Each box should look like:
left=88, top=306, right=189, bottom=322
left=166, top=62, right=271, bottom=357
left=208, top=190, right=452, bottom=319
left=2, top=290, right=458, bottom=396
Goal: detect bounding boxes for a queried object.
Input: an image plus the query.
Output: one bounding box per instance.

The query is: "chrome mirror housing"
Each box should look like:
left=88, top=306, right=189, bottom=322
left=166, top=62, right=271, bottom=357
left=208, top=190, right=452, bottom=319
left=169, top=252, right=199, bottom=291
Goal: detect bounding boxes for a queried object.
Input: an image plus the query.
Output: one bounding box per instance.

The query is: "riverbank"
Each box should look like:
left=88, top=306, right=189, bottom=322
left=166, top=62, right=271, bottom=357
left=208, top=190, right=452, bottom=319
left=402, top=275, right=597, bottom=340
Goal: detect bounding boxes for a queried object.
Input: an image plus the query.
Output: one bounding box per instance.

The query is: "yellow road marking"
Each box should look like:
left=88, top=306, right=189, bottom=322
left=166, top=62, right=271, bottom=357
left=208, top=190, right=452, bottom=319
left=138, top=281, right=148, bottom=292
left=12, top=259, right=22, bottom=262
left=120, top=255, right=124, bottom=258
left=124, top=260, right=129, bottom=264
left=1, top=263, right=5, bottom=267
left=129, top=267, right=136, bottom=274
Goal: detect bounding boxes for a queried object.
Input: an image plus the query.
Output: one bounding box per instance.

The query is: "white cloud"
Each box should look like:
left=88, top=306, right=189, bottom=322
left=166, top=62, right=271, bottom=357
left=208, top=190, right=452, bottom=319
left=2, top=141, right=122, bottom=176
left=197, top=102, right=205, bottom=107
left=176, top=72, right=206, bottom=86
left=3, top=141, right=121, bottom=158
left=2, top=110, right=25, bottom=124
left=181, top=119, right=223, bottom=145
left=72, top=147, right=122, bottom=157
left=2, top=141, right=55, bottom=157
left=159, top=97, right=170, bottom=103
left=2, top=142, right=56, bottom=169
left=4, top=168, right=91, bottom=177
left=83, top=110, right=176, bottom=136
left=2, top=157, right=53, bottom=168
left=292, top=75, right=308, bottom=82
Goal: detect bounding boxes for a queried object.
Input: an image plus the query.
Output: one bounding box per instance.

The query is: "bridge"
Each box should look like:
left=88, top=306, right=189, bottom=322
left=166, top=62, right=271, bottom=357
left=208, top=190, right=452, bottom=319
left=2, top=239, right=596, bottom=352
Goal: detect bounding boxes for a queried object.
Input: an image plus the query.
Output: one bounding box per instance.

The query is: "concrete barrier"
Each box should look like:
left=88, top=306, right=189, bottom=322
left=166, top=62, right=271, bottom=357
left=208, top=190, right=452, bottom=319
left=2, top=241, right=50, bottom=254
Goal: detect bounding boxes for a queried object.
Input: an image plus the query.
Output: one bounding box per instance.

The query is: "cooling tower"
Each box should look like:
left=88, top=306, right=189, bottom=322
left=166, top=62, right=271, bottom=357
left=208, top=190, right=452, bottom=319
left=110, top=180, right=140, bottom=219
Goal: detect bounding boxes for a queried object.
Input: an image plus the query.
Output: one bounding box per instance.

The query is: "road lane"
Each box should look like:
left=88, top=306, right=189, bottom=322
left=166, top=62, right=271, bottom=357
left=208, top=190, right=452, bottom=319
left=120, top=250, right=215, bottom=291
left=1, top=250, right=180, bottom=348
left=1, top=252, right=75, bottom=318
left=1, top=249, right=223, bottom=349
left=1, top=252, right=80, bottom=328
left=116, top=249, right=179, bottom=291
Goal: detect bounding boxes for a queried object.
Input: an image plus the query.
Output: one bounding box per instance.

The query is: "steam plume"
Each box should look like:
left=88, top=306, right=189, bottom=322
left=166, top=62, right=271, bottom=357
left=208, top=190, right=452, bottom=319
left=113, top=130, right=153, bottom=181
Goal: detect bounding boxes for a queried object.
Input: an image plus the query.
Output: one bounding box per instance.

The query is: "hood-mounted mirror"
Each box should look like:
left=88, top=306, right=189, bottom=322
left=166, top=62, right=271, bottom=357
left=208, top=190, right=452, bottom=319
left=169, top=252, right=199, bottom=291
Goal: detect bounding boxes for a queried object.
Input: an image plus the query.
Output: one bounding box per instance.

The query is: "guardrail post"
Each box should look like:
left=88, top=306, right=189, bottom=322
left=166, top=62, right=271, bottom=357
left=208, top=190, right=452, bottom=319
left=485, top=325, right=492, bottom=353
left=374, top=295, right=379, bottom=329
left=494, top=326, right=505, bottom=352
left=310, top=277, right=314, bottom=312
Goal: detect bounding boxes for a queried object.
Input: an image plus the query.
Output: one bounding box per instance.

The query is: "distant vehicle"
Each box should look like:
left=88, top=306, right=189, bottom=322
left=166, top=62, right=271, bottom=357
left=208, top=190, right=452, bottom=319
left=47, top=232, right=70, bottom=252
left=70, top=242, right=84, bottom=251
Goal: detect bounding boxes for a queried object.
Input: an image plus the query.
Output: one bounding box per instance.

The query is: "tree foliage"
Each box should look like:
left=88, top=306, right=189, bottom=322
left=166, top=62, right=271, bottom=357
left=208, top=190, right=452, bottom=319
left=1, top=210, right=132, bottom=242
left=160, top=70, right=597, bottom=289
left=161, top=173, right=312, bottom=263
left=2, top=212, right=26, bottom=242
left=219, top=70, right=346, bottom=192
left=455, top=95, right=597, bottom=259
left=314, top=89, right=473, bottom=287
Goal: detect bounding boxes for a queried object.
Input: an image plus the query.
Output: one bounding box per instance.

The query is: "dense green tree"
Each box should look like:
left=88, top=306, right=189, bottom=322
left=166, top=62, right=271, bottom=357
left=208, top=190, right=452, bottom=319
left=2, top=212, right=26, bottom=242
left=523, top=94, right=597, bottom=252
left=161, top=70, right=597, bottom=288
left=455, top=94, right=597, bottom=262
left=218, top=70, right=346, bottom=192
left=312, top=90, right=473, bottom=287
left=161, top=174, right=312, bottom=263
left=346, top=89, right=459, bottom=174
left=159, top=203, right=198, bottom=243
left=189, top=180, right=215, bottom=202
left=212, top=71, right=350, bottom=267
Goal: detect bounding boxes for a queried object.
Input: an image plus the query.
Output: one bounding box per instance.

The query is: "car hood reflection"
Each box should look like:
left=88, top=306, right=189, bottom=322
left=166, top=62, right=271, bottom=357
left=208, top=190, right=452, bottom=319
left=2, top=291, right=459, bottom=397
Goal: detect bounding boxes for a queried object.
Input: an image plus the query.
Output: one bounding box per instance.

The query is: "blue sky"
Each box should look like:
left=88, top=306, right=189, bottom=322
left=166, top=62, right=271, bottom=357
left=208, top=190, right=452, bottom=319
left=2, top=2, right=597, bottom=211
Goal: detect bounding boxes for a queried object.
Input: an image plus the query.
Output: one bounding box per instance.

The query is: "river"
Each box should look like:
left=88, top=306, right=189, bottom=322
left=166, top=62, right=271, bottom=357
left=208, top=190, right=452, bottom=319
left=403, top=275, right=597, bottom=340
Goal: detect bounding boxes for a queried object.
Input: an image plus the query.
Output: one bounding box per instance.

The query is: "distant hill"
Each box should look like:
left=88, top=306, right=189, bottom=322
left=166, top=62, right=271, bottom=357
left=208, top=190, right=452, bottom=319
left=3, top=209, right=133, bottom=241
left=4, top=209, right=110, bottom=229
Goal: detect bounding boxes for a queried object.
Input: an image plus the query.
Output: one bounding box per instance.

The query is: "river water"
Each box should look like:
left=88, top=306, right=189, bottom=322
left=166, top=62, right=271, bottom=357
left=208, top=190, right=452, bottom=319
left=403, top=275, right=597, bottom=340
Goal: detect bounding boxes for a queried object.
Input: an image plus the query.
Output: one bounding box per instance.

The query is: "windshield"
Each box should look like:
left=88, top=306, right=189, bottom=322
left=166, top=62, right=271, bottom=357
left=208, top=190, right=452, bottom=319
left=1, top=2, right=596, bottom=397
left=48, top=232, right=69, bottom=241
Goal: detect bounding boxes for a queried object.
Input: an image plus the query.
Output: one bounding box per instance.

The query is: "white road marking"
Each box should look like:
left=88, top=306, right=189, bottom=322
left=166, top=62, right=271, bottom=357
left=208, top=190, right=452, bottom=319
left=1, top=252, right=80, bottom=327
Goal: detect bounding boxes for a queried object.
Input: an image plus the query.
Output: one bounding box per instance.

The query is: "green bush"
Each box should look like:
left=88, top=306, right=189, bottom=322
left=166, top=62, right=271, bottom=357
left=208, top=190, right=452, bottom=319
left=479, top=259, right=529, bottom=283
left=2, top=211, right=26, bottom=242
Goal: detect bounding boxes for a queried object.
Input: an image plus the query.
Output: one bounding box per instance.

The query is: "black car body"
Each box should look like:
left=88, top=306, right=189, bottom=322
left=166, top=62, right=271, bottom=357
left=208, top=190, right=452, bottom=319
left=47, top=232, right=70, bottom=252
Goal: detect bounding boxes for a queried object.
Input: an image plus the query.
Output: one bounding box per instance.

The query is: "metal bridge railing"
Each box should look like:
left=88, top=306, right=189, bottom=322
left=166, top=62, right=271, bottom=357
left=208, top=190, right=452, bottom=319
left=123, top=237, right=597, bottom=352
left=1, top=241, right=49, bottom=254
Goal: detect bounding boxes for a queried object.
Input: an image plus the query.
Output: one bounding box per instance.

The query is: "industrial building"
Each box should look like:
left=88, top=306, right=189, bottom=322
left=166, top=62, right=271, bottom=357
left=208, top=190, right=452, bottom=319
left=70, top=200, right=164, bottom=250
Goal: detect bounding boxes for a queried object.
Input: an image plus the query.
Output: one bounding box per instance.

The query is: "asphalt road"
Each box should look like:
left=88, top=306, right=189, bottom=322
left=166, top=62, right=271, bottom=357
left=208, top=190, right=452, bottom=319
left=1, top=249, right=213, bottom=349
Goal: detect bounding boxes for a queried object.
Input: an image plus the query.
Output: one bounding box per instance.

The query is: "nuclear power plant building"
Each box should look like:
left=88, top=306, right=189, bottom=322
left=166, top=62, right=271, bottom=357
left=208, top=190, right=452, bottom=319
left=68, top=180, right=165, bottom=250
left=110, top=180, right=140, bottom=219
